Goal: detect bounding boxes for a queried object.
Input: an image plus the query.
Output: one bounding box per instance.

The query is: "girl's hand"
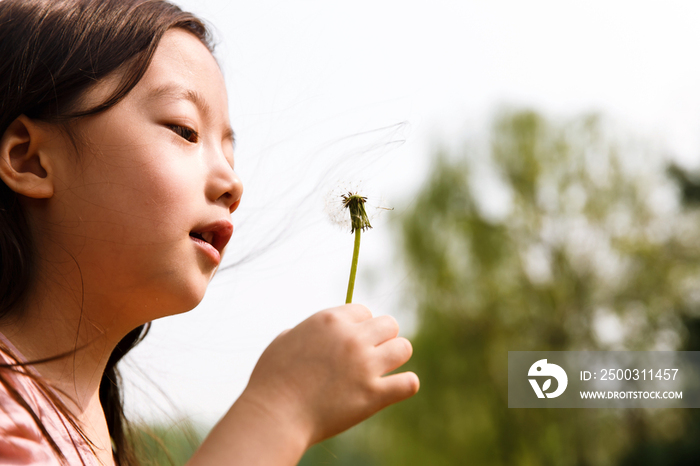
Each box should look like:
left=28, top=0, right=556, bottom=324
left=239, top=304, right=419, bottom=447
left=186, top=304, right=418, bottom=466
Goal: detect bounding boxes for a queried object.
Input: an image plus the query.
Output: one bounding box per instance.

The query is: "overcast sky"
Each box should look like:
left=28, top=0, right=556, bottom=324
left=122, top=0, right=700, bottom=425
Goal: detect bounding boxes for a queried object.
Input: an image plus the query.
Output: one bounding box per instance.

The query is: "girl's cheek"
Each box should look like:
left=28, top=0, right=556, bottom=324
left=128, top=154, right=199, bottom=221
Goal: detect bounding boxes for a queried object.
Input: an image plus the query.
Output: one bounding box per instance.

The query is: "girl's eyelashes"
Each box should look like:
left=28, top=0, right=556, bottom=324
left=167, top=124, right=199, bottom=143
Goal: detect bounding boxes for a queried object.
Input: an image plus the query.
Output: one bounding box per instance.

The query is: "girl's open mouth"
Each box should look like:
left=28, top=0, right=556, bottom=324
left=189, top=219, right=233, bottom=265
left=190, top=231, right=213, bottom=244
left=190, top=232, right=221, bottom=264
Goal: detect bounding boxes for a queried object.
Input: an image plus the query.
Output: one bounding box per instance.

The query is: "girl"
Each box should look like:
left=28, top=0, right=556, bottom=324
left=0, top=0, right=419, bottom=465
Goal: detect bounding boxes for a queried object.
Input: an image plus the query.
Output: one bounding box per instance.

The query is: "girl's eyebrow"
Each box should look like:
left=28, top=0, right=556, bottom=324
left=223, top=127, right=236, bottom=146
left=147, top=83, right=236, bottom=144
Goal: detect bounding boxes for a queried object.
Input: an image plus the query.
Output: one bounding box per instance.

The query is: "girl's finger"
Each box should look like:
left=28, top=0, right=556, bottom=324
left=374, top=336, right=413, bottom=374
left=375, top=371, right=420, bottom=407
left=360, top=314, right=400, bottom=346
left=339, top=303, right=373, bottom=323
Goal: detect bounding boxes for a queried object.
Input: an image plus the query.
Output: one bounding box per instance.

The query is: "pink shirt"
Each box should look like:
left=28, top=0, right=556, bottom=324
left=0, top=333, right=101, bottom=465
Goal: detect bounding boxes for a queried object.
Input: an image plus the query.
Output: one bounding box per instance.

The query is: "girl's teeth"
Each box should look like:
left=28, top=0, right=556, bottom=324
left=202, top=232, right=214, bottom=244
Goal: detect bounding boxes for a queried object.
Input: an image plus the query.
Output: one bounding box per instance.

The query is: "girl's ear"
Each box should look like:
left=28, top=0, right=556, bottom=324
left=0, top=115, right=54, bottom=199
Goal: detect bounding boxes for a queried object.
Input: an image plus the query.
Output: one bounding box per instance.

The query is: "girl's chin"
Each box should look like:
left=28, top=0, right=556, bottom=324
left=142, top=277, right=210, bottom=320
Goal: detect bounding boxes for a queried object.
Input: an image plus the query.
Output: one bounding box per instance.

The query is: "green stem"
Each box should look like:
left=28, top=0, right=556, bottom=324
left=345, top=228, right=362, bottom=303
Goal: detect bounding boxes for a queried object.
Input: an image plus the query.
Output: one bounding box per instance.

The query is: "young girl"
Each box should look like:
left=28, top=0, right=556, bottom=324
left=0, top=0, right=419, bottom=464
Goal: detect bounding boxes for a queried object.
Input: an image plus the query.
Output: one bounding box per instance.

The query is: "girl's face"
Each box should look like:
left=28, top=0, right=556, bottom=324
left=35, top=29, right=243, bottom=325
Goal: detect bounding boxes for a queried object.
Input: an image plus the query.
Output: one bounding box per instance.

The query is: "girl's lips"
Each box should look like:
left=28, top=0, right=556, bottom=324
left=190, top=235, right=221, bottom=264
left=190, top=219, right=234, bottom=264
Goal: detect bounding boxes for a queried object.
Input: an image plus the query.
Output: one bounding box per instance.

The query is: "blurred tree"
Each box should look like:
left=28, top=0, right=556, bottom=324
left=616, top=165, right=700, bottom=466
left=130, top=420, right=204, bottom=466
left=329, top=110, right=700, bottom=466
left=668, top=164, right=700, bottom=206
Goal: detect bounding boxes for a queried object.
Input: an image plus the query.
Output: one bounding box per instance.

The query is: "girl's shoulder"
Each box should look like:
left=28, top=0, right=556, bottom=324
left=0, top=344, right=65, bottom=464
left=0, top=339, right=98, bottom=466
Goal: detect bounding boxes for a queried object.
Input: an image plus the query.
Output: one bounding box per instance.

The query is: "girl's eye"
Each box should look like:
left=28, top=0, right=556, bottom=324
left=168, top=124, right=199, bottom=143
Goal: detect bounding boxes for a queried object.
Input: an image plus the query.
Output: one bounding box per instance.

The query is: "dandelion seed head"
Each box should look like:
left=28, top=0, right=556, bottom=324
left=324, top=181, right=393, bottom=233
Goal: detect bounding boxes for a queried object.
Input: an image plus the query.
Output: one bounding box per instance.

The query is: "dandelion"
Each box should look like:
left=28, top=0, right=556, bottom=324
left=325, top=182, right=392, bottom=303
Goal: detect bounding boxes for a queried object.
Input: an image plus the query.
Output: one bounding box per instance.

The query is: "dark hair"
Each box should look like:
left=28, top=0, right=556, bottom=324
left=0, top=0, right=213, bottom=464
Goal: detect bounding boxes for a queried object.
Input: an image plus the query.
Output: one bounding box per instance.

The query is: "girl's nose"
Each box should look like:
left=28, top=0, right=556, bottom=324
left=221, top=170, right=243, bottom=214
left=208, top=154, right=243, bottom=214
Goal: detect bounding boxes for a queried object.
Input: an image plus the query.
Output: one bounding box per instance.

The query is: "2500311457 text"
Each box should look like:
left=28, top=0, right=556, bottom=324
left=580, top=369, right=678, bottom=381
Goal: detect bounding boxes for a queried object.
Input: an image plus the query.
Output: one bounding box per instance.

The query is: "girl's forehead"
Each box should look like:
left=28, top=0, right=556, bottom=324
left=135, top=29, right=228, bottom=113
left=74, top=29, right=228, bottom=118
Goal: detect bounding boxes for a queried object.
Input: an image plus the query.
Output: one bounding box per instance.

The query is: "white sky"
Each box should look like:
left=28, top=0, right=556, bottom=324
left=122, top=0, right=700, bottom=425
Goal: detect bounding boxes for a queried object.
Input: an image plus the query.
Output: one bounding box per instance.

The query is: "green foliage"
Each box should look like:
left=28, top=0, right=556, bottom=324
left=349, top=110, right=700, bottom=465
left=299, top=433, right=376, bottom=466
left=130, top=420, right=205, bottom=466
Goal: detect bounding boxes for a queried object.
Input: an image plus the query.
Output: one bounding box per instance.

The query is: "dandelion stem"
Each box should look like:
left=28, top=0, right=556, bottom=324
left=345, top=228, right=361, bottom=303
left=340, top=192, right=371, bottom=304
